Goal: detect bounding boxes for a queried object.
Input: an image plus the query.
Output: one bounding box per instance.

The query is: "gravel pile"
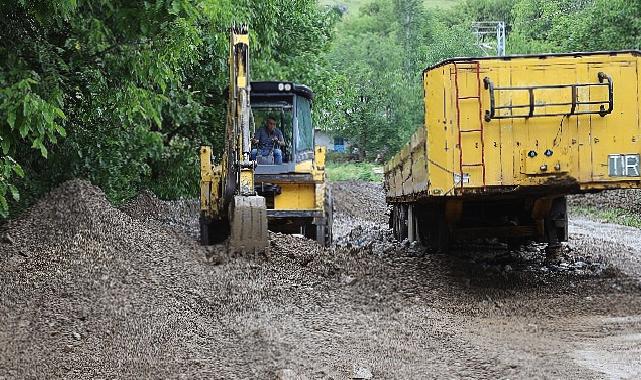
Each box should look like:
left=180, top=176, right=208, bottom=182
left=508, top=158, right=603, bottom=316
left=569, top=189, right=641, bottom=214
left=0, top=180, right=214, bottom=378
left=330, top=181, right=404, bottom=256
left=331, top=181, right=388, bottom=225
left=0, top=179, right=389, bottom=378
left=454, top=242, right=608, bottom=279
left=121, top=190, right=200, bottom=240
left=1, top=179, right=640, bottom=379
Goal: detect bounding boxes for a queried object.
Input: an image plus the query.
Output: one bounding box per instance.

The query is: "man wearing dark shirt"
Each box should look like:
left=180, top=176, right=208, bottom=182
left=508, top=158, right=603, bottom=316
left=251, top=117, right=285, bottom=164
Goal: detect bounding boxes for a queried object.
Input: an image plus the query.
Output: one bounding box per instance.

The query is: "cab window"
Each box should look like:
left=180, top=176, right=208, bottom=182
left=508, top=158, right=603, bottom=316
left=251, top=104, right=293, bottom=163
left=296, top=97, right=313, bottom=153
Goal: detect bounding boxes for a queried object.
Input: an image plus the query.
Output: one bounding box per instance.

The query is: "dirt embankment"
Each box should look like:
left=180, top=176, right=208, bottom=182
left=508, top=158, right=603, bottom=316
left=0, top=179, right=640, bottom=379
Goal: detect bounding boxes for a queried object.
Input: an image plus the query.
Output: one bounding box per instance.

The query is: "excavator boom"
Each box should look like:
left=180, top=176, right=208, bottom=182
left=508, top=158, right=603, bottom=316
left=199, top=26, right=269, bottom=254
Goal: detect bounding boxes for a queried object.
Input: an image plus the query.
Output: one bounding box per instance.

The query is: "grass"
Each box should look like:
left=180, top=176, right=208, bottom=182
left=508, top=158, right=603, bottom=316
left=326, top=162, right=383, bottom=182
left=570, top=206, right=641, bottom=229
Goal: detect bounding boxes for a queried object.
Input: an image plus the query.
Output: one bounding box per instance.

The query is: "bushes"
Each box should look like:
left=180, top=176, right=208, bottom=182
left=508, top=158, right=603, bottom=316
left=0, top=0, right=340, bottom=216
left=326, top=163, right=382, bottom=182
left=4, top=0, right=640, bottom=218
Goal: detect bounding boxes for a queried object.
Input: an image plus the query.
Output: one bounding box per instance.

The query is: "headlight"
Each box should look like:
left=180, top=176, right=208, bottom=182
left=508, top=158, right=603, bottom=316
left=278, top=83, right=284, bottom=91
left=284, top=83, right=292, bottom=91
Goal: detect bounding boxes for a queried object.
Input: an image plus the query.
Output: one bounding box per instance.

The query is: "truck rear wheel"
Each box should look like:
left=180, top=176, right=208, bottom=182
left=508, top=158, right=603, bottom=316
left=392, top=203, right=451, bottom=251
left=543, top=196, right=568, bottom=257
left=414, top=205, right=450, bottom=252
left=392, top=204, right=408, bottom=241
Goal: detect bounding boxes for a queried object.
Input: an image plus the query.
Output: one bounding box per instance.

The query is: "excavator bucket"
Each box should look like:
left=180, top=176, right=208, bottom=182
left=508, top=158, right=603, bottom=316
left=228, top=195, right=269, bottom=254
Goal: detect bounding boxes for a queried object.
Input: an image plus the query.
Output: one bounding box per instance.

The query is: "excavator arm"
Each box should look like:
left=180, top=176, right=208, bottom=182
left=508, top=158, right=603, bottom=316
left=199, top=26, right=269, bottom=253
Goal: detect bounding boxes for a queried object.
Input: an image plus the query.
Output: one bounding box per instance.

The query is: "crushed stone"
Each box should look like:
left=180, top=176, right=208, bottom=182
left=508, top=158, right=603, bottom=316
left=0, top=179, right=640, bottom=379
left=569, top=189, right=641, bottom=215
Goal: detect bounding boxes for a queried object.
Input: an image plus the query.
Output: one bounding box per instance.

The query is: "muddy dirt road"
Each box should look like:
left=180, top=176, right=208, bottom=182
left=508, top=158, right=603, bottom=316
left=1, top=180, right=640, bottom=379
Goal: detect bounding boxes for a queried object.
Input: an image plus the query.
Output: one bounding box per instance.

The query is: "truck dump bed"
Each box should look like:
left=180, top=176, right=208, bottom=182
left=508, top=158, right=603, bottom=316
left=385, top=51, right=641, bottom=201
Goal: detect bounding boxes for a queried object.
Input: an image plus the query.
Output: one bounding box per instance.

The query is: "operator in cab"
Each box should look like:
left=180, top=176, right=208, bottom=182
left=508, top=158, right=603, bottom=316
left=251, top=116, right=285, bottom=164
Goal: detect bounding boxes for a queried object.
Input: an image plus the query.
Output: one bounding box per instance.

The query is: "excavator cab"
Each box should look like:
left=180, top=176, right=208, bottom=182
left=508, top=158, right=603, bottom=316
left=250, top=81, right=314, bottom=170
left=250, top=107, right=292, bottom=165
left=250, top=81, right=333, bottom=245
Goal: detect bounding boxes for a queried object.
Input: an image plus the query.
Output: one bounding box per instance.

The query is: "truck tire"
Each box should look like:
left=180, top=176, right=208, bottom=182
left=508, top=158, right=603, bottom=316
left=392, top=204, right=408, bottom=241
left=544, top=196, right=567, bottom=257
left=414, top=205, right=449, bottom=252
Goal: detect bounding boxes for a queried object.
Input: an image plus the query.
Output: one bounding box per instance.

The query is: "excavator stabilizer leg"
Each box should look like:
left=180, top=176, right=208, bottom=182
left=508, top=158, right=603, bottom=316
left=229, top=195, right=269, bottom=254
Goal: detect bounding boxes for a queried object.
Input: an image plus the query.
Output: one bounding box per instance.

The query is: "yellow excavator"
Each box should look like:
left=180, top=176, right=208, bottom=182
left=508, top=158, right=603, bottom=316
left=199, top=27, right=332, bottom=252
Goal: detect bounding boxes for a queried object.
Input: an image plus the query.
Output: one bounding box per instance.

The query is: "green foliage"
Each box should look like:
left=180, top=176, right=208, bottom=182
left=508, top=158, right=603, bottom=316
left=146, top=136, right=200, bottom=200
left=441, top=0, right=513, bottom=26
left=571, top=206, right=641, bottom=229
left=0, top=156, right=24, bottom=217
left=326, top=163, right=382, bottom=182
left=4, top=0, right=641, bottom=217
left=320, top=0, right=460, bottom=14
left=326, top=0, right=480, bottom=160
left=1, top=0, right=340, bottom=216
left=327, top=2, right=412, bottom=156
left=0, top=76, right=66, bottom=158
left=493, top=0, right=641, bottom=54
left=547, top=0, right=641, bottom=52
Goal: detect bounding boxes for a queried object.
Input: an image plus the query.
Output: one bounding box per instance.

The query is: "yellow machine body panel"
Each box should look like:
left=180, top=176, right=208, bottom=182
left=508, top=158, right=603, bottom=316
left=254, top=145, right=332, bottom=245
left=266, top=146, right=328, bottom=212
left=385, top=51, right=641, bottom=200
left=258, top=146, right=327, bottom=212
left=273, top=183, right=316, bottom=209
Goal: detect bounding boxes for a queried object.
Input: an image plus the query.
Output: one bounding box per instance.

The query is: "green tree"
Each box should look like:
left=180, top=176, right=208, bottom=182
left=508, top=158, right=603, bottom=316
left=0, top=0, right=341, bottom=216
left=506, top=0, right=641, bottom=54
left=327, top=0, right=480, bottom=159
left=549, top=0, right=641, bottom=52
left=327, top=1, right=411, bottom=157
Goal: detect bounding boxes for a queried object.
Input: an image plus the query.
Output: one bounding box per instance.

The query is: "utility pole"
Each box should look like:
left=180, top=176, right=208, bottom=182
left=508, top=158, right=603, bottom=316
left=472, top=21, right=506, bottom=56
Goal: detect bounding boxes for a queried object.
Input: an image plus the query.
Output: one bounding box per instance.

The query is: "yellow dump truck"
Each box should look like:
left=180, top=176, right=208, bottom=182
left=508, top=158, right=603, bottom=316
left=385, top=51, right=641, bottom=251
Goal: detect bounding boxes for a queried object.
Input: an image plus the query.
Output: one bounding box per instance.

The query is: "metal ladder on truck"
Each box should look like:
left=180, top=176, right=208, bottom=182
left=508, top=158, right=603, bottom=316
left=453, top=61, right=486, bottom=189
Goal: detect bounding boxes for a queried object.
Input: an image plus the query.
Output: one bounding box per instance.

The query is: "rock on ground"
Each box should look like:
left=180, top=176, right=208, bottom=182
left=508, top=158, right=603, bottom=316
left=0, top=179, right=640, bottom=379
left=569, top=189, right=641, bottom=214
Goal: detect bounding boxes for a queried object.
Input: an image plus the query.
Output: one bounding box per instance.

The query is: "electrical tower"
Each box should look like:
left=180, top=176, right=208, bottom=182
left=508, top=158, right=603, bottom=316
left=472, top=21, right=506, bottom=56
